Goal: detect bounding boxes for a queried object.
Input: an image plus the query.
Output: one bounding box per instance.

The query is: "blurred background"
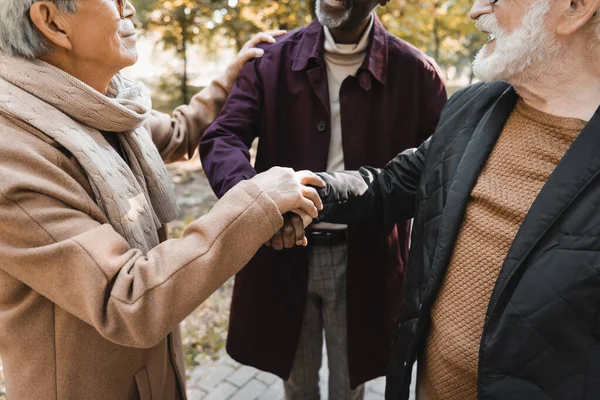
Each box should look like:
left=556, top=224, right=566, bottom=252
left=124, top=0, right=484, bottom=111
left=0, top=1, right=482, bottom=398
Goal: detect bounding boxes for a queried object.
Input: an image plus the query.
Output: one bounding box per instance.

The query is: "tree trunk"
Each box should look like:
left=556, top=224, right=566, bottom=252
left=432, top=16, right=441, bottom=63
left=310, top=0, right=317, bottom=19
left=181, top=25, right=189, bottom=104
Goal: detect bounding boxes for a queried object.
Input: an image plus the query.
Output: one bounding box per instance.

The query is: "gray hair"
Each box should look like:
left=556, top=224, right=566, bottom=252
left=0, top=0, right=77, bottom=58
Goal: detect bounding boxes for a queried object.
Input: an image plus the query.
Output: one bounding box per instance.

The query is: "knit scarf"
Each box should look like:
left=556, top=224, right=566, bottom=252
left=0, top=54, right=179, bottom=252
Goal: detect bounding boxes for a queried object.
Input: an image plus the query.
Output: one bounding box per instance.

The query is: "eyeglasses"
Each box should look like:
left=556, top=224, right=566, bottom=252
left=115, top=0, right=129, bottom=19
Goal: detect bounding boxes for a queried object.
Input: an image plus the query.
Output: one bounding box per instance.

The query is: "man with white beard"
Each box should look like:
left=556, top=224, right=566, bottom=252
left=200, top=1, right=447, bottom=399
left=311, top=0, right=600, bottom=398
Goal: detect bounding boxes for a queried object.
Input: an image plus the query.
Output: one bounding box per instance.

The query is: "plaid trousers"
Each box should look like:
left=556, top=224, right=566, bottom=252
left=284, top=243, right=365, bottom=400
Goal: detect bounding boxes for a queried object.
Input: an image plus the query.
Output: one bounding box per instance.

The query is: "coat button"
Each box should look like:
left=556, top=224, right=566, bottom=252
left=317, top=121, right=327, bottom=132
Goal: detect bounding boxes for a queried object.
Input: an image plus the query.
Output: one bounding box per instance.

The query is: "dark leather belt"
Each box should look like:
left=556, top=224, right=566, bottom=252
left=306, top=229, right=348, bottom=246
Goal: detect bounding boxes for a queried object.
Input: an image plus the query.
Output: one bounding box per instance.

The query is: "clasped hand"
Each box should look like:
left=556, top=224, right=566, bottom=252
left=249, top=167, right=324, bottom=250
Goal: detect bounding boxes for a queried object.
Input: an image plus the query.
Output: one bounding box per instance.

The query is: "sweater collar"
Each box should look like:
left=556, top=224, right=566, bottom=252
left=291, top=14, right=388, bottom=85
left=323, top=14, right=374, bottom=56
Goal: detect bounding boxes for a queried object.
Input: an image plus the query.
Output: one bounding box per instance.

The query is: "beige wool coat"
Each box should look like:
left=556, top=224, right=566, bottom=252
left=0, top=75, right=283, bottom=400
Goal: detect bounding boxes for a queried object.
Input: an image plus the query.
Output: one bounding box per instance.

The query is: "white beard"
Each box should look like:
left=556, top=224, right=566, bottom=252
left=316, top=0, right=354, bottom=28
left=472, top=0, right=561, bottom=83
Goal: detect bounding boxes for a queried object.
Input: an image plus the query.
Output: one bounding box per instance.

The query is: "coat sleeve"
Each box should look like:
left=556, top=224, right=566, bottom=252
left=317, top=68, right=479, bottom=227
left=199, top=60, right=264, bottom=198
left=316, top=138, right=430, bottom=225
left=145, top=74, right=233, bottom=164
left=0, top=147, right=283, bottom=349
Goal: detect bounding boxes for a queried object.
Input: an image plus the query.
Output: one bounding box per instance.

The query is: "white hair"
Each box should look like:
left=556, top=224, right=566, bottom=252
left=315, top=0, right=353, bottom=29
left=0, top=0, right=76, bottom=58
left=471, top=0, right=560, bottom=82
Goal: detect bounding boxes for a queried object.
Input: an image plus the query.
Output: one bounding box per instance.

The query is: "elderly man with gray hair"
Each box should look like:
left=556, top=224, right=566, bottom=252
left=0, top=1, right=325, bottom=399
left=310, top=0, right=600, bottom=398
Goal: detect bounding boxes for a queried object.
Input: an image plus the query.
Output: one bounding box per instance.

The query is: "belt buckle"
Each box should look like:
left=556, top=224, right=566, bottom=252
left=307, top=230, right=347, bottom=246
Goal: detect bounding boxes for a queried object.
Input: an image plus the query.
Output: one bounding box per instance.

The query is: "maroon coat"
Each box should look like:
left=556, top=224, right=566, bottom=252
left=200, top=17, right=447, bottom=388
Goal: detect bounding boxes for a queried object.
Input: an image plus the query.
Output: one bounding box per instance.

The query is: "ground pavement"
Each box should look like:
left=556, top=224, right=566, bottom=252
left=0, top=354, right=417, bottom=400
left=185, top=348, right=418, bottom=400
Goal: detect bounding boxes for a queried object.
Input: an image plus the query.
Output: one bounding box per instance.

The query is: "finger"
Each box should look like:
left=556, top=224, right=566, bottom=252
left=288, top=212, right=306, bottom=244
left=291, top=209, right=313, bottom=229
left=281, top=217, right=297, bottom=249
left=245, top=32, right=277, bottom=49
left=264, top=240, right=272, bottom=247
left=301, top=186, right=323, bottom=211
left=290, top=210, right=311, bottom=246
left=271, top=231, right=284, bottom=251
left=297, top=170, right=326, bottom=188
left=235, top=48, right=265, bottom=68
left=297, top=196, right=319, bottom=219
left=264, top=29, right=287, bottom=38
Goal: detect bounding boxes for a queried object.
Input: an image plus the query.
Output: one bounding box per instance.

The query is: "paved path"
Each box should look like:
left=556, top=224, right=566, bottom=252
left=186, top=350, right=417, bottom=400
left=0, top=337, right=416, bottom=400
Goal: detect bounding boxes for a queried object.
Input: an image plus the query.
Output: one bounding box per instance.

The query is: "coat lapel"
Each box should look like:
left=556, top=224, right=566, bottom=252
left=487, top=104, right=600, bottom=316
left=307, top=66, right=330, bottom=115
left=428, top=87, right=519, bottom=287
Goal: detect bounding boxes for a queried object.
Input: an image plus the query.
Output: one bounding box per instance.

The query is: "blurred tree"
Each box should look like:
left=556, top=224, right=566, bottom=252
left=132, top=0, right=486, bottom=99
left=134, top=0, right=218, bottom=103
left=379, top=0, right=485, bottom=76
left=204, top=0, right=316, bottom=52
left=133, top=0, right=316, bottom=102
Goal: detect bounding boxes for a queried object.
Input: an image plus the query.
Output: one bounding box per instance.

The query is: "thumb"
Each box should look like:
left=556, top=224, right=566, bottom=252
left=237, top=48, right=264, bottom=66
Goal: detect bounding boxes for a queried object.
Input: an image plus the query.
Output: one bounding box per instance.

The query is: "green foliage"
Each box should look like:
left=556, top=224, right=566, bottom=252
left=379, top=0, right=486, bottom=71
left=133, top=0, right=316, bottom=52
left=145, top=73, right=204, bottom=113
left=131, top=0, right=485, bottom=97
left=135, top=0, right=213, bottom=51
left=203, top=0, right=316, bottom=51
left=179, top=266, right=233, bottom=368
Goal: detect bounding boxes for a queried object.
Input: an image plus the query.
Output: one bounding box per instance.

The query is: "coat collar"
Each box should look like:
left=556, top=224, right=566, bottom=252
left=291, top=15, right=389, bottom=87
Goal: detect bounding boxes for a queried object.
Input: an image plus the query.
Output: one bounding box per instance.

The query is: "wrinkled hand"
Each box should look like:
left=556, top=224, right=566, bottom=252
left=250, top=168, right=325, bottom=245
left=224, top=30, right=287, bottom=83
left=259, top=169, right=325, bottom=250
left=265, top=212, right=307, bottom=250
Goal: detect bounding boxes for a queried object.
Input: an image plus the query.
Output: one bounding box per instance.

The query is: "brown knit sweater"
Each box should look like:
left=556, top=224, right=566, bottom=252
left=417, top=99, right=586, bottom=400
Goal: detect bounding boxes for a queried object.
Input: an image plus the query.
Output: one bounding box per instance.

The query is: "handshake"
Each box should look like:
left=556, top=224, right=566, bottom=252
left=249, top=167, right=326, bottom=250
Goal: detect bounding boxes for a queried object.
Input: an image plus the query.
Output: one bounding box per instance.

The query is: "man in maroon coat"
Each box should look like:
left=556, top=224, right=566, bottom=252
left=200, top=0, right=447, bottom=398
